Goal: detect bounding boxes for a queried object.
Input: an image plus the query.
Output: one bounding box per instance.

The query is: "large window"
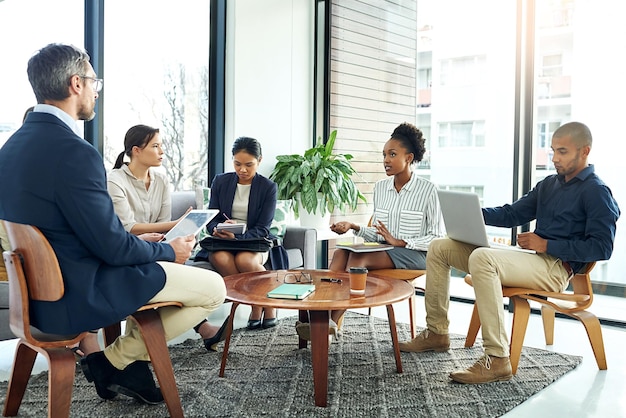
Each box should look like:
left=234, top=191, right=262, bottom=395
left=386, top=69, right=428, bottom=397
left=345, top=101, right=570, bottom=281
left=437, top=121, right=485, bottom=148
left=414, top=0, right=517, bottom=247
left=532, top=0, right=626, bottom=290
left=328, top=0, right=626, bottom=320
left=102, top=0, right=210, bottom=190
left=328, top=0, right=517, bottom=238
left=0, top=0, right=84, bottom=146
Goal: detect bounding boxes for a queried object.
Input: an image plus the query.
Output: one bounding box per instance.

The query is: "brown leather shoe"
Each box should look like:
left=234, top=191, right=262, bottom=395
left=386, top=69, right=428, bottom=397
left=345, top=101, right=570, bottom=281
left=398, top=329, right=450, bottom=353
left=449, top=354, right=513, bottom=384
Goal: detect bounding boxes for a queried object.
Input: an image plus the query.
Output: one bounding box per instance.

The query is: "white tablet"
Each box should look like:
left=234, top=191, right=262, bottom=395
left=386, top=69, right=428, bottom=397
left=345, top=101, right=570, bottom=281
left=216, top=223, right=247, bottom=234
left=162, top=209, right=219, bottom=242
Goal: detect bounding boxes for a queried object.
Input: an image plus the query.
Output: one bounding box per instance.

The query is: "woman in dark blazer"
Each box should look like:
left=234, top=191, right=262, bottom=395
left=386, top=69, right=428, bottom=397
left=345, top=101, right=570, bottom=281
left=204, top=137, right=279, bottom=329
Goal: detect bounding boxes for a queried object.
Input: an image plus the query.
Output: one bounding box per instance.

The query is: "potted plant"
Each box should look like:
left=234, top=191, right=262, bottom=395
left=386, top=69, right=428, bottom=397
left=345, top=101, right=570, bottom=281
left=269, top=130, right=366, bottom=227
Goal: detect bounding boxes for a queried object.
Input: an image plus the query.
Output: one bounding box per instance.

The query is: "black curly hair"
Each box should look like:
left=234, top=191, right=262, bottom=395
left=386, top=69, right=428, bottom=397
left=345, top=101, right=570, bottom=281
left=389, top=122, right=426, bottom=164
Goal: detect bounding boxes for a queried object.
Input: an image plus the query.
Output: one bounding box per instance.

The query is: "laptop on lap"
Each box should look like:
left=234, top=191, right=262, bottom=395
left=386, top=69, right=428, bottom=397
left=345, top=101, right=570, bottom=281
left=436, top=190, right=535, bottom=253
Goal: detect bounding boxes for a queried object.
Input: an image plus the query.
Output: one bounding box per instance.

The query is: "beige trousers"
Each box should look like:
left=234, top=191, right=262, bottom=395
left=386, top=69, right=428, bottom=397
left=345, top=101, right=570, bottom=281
left=104, top=261, right=226, bottom=369
left=425, top=237, right=571, bottom=357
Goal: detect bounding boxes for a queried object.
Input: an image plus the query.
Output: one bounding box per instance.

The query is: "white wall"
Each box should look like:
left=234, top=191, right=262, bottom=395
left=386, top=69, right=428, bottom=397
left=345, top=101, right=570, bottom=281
left=225, top=0, right=314, bottom=177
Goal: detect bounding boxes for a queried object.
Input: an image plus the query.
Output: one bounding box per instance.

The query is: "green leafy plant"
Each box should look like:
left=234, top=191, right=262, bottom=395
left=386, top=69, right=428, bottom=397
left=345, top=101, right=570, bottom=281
left=269, top=130, right=366, bottom=217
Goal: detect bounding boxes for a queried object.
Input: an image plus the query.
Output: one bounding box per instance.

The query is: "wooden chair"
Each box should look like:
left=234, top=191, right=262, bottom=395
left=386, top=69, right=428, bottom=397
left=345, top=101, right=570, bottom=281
left=2, top=221, right=87, bottom=418
left=463, top=262, right=606, bottom=374
left=1, top=221, right=184, bottom=418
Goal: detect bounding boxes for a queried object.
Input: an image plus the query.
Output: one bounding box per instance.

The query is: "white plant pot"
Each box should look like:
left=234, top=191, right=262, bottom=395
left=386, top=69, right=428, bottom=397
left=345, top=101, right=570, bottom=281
left=295, top=193, right=331, bottom=230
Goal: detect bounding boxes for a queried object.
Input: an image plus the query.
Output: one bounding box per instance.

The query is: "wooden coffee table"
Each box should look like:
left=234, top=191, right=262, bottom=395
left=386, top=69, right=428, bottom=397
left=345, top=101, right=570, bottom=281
left=219, top=269, right=414, bottom=407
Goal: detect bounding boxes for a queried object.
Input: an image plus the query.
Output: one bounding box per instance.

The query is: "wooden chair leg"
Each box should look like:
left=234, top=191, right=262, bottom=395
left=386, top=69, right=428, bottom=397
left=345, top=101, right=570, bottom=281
left=408, top=293, right=417, bottom=339
left=509, top=296, right=531, bottom=375
left=464, top=304, right=481, bottom=348
left=102, top=323, right=122, bottom=347
left=130, top=310, right=184, bottom=418
left=221, top=302, right=241, bottom=375
left=3, top=342, right=38, bottom=417
left=46, top=349, right=78, bottom=418
left=573, top=311, right=607, bottom=370
left=386, top=304, right=403, bottom=374
left=541, top=305, right=556, bottom=345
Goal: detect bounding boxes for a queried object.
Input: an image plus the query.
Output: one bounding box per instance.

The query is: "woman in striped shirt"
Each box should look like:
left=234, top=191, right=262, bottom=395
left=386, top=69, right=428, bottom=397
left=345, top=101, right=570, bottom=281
left=295, top=122, right=445, bottom=340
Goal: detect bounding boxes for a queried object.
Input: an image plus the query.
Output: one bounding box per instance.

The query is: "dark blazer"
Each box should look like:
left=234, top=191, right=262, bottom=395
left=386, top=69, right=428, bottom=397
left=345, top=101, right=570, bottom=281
left=206, top=172, right=277, bottom=239
left=0, top=112, right=173, bottom=334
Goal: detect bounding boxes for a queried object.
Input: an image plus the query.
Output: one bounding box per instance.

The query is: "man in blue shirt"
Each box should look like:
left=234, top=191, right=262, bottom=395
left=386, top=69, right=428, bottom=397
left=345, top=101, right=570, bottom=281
left=398, top=122, right=620, bottom=384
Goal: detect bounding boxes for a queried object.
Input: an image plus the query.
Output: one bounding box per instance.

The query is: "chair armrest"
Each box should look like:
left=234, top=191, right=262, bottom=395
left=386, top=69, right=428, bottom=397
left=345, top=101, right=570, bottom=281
left=282, top=226, right=317, bottom=270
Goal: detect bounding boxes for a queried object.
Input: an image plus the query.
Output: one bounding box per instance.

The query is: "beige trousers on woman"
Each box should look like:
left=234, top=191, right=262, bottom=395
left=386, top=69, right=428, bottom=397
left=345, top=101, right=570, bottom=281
left=425, top=237, right=571, bottom=358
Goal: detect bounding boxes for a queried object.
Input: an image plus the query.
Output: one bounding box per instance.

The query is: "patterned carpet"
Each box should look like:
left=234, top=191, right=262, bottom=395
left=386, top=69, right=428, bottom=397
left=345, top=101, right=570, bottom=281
left=0, top=312, right=581, bottom=417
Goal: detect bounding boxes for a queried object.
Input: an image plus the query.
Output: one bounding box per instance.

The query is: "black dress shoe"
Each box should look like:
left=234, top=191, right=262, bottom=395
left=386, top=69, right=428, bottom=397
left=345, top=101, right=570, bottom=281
left=80, top=351, right=118, bottom=400
left=246, top=318, right=262, bottom=330
left=107, top=361, right=164, bottom=405
left=261, top=318, right=278, bottom=329
left=203, top=316, right=230, bottom=352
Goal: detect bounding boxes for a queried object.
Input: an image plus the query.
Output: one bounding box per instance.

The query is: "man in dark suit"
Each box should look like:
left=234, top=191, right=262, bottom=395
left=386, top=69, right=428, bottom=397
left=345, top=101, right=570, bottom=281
left=0, top=43, right=227, bottom=405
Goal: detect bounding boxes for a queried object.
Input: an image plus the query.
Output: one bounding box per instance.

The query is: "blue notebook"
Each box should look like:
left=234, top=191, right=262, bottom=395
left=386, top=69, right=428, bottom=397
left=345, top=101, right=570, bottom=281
left=267, top=283, right=315, bottom=300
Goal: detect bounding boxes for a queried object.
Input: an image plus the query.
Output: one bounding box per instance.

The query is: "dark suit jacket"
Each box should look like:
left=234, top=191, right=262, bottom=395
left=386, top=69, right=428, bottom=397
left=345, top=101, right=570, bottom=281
left=0, top=112, right=174, bottom=334
left=206, top=172, right=277, bottom=239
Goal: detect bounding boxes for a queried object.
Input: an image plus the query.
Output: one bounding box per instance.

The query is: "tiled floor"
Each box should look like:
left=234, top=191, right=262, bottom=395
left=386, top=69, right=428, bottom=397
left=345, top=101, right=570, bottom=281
left=0, top=291, right=624, bottom=417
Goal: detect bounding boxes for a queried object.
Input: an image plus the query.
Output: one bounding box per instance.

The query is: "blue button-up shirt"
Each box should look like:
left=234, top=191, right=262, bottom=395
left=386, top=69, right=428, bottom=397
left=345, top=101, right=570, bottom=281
left=482, top=165, right=620, bottom=274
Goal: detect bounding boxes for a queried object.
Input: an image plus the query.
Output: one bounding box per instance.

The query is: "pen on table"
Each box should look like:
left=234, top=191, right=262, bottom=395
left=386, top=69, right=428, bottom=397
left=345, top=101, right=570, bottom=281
left=321, top=278, right=342, bottom=283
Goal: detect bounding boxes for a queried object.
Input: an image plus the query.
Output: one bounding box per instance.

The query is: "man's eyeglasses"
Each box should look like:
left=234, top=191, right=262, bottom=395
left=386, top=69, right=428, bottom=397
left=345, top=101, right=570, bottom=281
left=278, top=271, right=313, bottom=284
left=79, top=75, right=103, bottom=93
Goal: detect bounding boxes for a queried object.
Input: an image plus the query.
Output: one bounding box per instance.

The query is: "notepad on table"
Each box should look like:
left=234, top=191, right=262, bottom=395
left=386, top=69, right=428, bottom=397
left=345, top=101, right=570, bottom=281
left=267, top=283, right=315, bottom=300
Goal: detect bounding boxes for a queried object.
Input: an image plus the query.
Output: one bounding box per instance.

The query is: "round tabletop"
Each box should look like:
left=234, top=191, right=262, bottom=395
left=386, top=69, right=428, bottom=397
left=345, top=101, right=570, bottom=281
left=224, top=269, right=414, bottom=311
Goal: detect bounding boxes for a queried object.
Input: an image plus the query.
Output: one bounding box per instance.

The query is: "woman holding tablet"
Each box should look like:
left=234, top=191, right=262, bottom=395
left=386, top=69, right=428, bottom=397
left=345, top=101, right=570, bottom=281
left=196, top=136, right=279, bottom=330
left=106, top=124, right=228, bottom=353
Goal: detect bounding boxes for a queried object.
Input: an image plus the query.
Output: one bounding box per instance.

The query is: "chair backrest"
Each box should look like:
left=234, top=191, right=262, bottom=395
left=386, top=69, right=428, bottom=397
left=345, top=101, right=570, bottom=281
left=1, top=221, right=70, bottom=344
left=518, top=261, right=596, bottom=313
left=2, top=221, right=64, bottom=301
left=568, top=261, right=596, bottom=302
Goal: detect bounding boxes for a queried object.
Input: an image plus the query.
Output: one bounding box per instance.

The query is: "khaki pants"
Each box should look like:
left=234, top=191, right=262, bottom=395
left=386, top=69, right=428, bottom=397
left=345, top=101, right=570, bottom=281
left=105, top=262, right=226, bottom=369
left=425, top=237, right=571, bottom=357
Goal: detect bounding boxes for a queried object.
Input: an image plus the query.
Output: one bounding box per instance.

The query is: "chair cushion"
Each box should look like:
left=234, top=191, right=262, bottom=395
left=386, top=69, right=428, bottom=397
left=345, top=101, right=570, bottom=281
left=195, top=186, right=211, bottom=210
left=285, top=248, right=303, bottom=270
left=270, top=199, right=293, bottom=239
left=171, top=190, right=197, bottom=219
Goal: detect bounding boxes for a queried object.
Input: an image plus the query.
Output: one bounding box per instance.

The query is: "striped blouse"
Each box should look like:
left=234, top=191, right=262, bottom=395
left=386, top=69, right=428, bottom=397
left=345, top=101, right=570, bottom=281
left=355, top=173, right=445, bottom=252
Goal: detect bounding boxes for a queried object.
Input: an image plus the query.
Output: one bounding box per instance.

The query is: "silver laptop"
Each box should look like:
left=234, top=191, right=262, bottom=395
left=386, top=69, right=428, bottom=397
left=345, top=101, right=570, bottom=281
left=437, top=190, right=535, bottom=253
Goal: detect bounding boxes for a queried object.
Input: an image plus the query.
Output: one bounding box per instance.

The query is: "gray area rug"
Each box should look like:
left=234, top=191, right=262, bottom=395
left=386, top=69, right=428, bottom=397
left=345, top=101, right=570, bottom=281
left=0, top=312, right=581, bottom=417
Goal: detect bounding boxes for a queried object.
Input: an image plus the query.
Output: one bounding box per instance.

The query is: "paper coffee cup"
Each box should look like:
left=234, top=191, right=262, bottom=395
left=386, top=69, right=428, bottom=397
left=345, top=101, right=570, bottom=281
left=349, top=267, right=368, bottom=295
